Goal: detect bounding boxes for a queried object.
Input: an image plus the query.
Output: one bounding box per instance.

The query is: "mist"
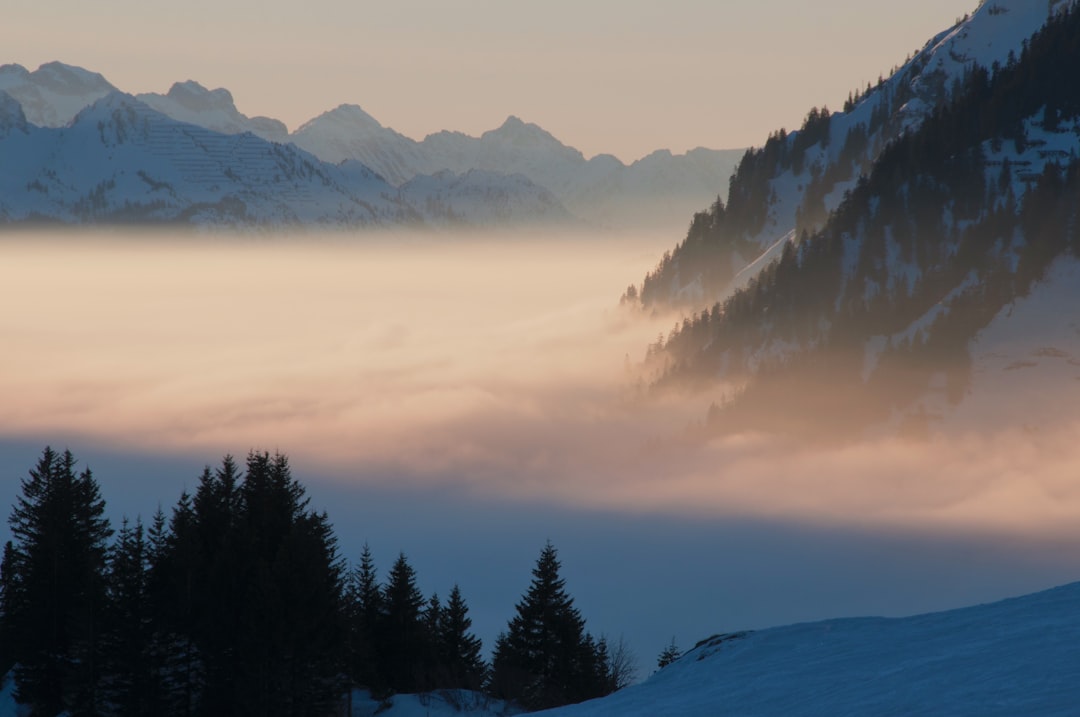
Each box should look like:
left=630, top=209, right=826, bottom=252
left=3, top=229, right=1080, bottom=661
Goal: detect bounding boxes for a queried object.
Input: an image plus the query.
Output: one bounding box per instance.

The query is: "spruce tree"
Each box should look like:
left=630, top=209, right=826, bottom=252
left=379, top=553, right=426, bottom=694
left=489, top=542, right=606, bottom=710
left=657, top=638, right=681, bottom=670
left=345, top=543, right=384, bottom=694
left=102, top=517, right=167, bottom=716
left=0, top=540, right=18, bottom=677
left=438, top=585, right=486, bottom=691
left=3, top=447, right=112, bottom=715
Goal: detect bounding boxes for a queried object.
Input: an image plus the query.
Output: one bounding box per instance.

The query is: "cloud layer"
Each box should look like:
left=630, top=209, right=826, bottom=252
left=4, top=231, right=1080, bottom=542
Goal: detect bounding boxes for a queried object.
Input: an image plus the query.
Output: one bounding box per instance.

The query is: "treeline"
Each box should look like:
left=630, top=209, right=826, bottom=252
left=645, top=5, right=1080, bottom=433
left=0, top=448, right=630, bottom=716
left=630, top=6, right=1068, bottom=312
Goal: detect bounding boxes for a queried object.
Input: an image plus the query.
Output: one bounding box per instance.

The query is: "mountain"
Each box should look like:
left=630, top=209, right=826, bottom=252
left=633, top=0, right=1078, bottom=308
left=0, top=62, right=735, bottom=231
left=0, top=61, right=115, bottom=127
left=400, top=168, right=573, bottom=227
left=0, top=91, right=566, bottom=228
left=137, top=80, right=289, bottom=142
left=639, top=0, right=1080, bottom=436
left=536, top=581, right=1080, bottom=717
left=290, top=104, right=430, bottom=186
left=291, top=112, right=744, bottom=231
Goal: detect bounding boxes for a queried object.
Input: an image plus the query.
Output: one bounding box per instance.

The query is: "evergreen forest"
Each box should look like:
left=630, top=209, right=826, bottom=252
left=638, top=5, right=1080, bottom=436
left=0, top=448, right=634, bottom=716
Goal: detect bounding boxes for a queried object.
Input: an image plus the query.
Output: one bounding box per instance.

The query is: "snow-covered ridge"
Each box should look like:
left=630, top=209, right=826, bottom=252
left=0, top=60, right=741, bottom=231
left=0, top=61, right=115, bottom=127
left=0, top=92, right=568, bottom=228
left=291, top=110, right=742, bottom=231
left=537, top=581, right=1080, bottom=716
left=137, top=80, right=289, bottom=142
left=642, top=0, right=1080, bottom=308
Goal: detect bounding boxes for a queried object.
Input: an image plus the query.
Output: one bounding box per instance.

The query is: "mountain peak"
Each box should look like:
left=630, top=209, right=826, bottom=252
left=0, top=63, right=31, bottom=80
left=33, top=61, right=114, bottom=95
left=483, top=115, right=565, bottom=149
left=164, top=80, right=237, bottom=112
left=295, top=104, right=384, bottom=134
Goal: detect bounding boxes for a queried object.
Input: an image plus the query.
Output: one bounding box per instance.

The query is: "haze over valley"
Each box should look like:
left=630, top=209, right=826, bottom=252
left=4, top=0, right=1080, bottom=715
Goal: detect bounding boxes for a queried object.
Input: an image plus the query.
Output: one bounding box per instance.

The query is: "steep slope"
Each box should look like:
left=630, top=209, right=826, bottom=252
left=399, top=168, right=574, bottom=227
left=0, top=60, right=740, bottom=231
left=137, top=81, right=289, bottom=142
left=634, top=0, right=1079, bottom=308
left=0, top=61, right=115, bottom=127
left=0, top=91, right=413, bottom=226
left=0, top=91, right=579, bottom=228
left=291, top=104, right=430, bottom=185
left=647, top=2, right=1080, bottom=435
left=538, top=581, right=1080, bottom=717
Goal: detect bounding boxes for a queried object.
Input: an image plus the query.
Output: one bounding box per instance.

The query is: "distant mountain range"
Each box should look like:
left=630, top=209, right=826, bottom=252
left=630, top=0, right=1080, bottom=436
left=0, top=62, right=742, bottom=230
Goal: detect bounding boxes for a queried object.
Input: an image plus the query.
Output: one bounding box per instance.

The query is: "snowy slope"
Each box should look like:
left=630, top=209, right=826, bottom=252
left=0, top=91, right=412, bottom=226
left=643, top=0, right=1080, bottom=308
left=899, top=255, right=1080, bottom=432
left=4, top=583, right=1077, bottom=715
left=346, top=689, right=519, bottom=717
left=400, top=168, right=574, bottom=227
left=538, top=581, right=1080, bottom=717
left=0, top=91, right=577, bottom=228
left=290, top=104, right=430, bottom=186
left=294, top=111, right=742, bottom=230
left=137, top=81, right=288, bottom=142
left=0, top=60, right=739, bottom=231
left=0, top=61, right=115, bottom=127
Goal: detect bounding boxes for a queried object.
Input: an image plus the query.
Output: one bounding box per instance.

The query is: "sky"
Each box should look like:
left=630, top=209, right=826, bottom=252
left=6, top=0, right=976, bottom=161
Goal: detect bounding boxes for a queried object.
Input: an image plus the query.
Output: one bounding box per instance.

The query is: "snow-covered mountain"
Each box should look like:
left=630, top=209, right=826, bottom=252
left=137, top=81, right=289, bottom=142
left=0, top=61, right=115, bottom=127
left=636, top=0, right=1080, bottom=308
left=643, top=0, right=1080, bottom=435
left=291, top=104, right=432, bottom=186
left=0, top=61, right=732, bottom=230
left=293, top=112, right=743, bottom=231
left=400, top=168, right=573, bottom=227
left=536, top=581, right=1080, bottom=717
left=0, top=91, right=566, bottom=228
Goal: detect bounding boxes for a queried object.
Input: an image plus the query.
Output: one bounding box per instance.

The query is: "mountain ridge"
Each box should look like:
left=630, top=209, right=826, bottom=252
left=0, top=60, right=740, bottom=231
left=0, top=90, right=570, bottom=228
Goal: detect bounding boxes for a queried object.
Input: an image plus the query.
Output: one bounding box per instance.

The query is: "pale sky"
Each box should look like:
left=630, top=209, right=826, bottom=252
left=8, top=0, right=976, bottom=161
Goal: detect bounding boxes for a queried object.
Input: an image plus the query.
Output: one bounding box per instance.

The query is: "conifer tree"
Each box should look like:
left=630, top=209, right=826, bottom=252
left=345, top=543, right=384, bottom=694
left=2, top=447, right=112, bottom=715
left=438, top=585, right=486, bottom=691
left=379, top=553, right=426, bottom=694
left=489, top=542, right=607, bottom=710
left=657, top=638, right=681, bottom=670
left=102, top=517, right=167, bottom=716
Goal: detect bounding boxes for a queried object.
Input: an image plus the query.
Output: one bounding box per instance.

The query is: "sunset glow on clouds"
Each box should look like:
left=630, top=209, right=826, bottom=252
left=6, top=232, right=1080, bottom=542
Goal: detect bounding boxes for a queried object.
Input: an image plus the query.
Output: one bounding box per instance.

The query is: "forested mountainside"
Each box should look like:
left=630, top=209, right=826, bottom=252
left=643, top=3, right=1080, bottom=436
left=630, top=0, right=1077, bottom=310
